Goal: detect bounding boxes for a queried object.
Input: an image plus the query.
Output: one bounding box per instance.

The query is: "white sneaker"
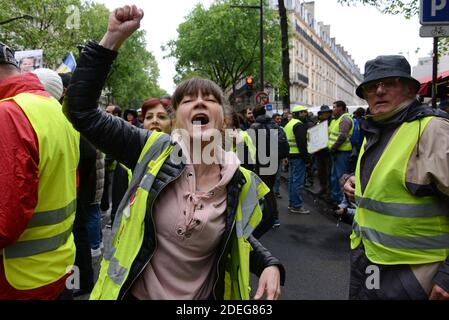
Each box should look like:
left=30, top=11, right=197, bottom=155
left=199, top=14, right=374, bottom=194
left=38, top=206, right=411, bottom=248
left=91, top=247, right=102, bottom=258
left=289, top=207, right=310, bottom=214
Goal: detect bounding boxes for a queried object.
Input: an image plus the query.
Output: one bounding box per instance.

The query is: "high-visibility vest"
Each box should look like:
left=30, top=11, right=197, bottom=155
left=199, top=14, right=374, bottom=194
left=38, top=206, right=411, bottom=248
left=233, top=130, right=256, bottom=164
left=1, top=93, right=79, bottom=290
left=284, top=118, right=302, bottom=154
left=351, top=116, right=449, bottom=265
left=90, top=132, right=270, bottom=300
left=328, top=113, right=353, bottom=151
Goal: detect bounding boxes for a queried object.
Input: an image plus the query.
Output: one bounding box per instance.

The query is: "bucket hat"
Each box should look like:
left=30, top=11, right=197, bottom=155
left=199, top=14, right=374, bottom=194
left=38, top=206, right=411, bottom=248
left=356, top=55, right=421, bottom=99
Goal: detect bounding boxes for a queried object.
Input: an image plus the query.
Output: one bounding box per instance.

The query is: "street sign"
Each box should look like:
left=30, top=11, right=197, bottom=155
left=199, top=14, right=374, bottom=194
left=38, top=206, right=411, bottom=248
left=255, top=91, right=269, bottom=105
left=420, top=25, right=449, bottom=37
left=420, top=0, right=449, bottom=25
left=265, top=104, right=273, bottom=111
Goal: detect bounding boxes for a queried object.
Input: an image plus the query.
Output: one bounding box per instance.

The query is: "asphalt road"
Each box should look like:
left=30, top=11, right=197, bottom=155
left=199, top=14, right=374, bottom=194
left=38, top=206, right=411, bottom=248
left=250, top=180, right=353, bottom=300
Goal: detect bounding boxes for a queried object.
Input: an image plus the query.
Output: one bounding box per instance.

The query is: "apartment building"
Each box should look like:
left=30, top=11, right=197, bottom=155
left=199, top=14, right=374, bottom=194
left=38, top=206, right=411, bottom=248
left=270, top=0, right=365, bottom=108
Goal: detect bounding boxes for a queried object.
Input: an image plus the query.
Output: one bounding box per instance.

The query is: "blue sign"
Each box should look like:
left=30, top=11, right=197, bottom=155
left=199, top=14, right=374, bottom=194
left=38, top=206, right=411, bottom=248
left=420, top=0, right=449, bottom=25
left=265, top=104, right=273, bottom=111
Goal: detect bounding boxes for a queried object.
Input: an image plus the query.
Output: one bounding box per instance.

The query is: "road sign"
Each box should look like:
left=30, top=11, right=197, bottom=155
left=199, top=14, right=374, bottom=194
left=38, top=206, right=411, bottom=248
left=420, top=0, right=449, bottom=25
left=420, top=25, right=449, bottom=37
left=265, top=104, right=273, bottom=111
left=255, top=91, right=269, bottom=105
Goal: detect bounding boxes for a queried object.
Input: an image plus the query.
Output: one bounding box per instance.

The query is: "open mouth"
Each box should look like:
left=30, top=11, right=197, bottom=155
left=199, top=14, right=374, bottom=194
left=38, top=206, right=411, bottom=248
left=191, top=113, right=210, bottom=126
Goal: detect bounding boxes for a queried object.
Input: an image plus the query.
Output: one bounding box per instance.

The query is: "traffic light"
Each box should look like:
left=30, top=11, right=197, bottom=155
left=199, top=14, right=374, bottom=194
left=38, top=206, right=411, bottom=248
left=245, top=76, right=254, bottom=98
left=245, top=76, right=254, bottom=90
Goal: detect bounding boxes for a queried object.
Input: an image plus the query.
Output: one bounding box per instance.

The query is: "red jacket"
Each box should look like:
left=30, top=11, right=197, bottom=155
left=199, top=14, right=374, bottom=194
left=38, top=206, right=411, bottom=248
left=0, top=73, right=68, bottom=300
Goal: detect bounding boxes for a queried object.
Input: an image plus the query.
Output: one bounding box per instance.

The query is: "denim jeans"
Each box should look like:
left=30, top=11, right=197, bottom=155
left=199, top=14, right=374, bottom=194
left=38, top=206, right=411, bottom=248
left=330, top=151, right=351, bottom=203
left=288, top=157, right=306, bottom=208
left=85, top=203, right=103, bottom=250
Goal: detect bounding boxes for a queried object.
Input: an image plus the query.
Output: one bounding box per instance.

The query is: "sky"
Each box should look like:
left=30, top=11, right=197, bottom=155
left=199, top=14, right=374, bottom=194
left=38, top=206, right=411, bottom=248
left=95, top=0, right=433, bottom=94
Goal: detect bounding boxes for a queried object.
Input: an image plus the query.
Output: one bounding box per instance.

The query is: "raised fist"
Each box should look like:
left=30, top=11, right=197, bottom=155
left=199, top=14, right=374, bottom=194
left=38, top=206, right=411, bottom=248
left=100, top=5, right=144, bottom=51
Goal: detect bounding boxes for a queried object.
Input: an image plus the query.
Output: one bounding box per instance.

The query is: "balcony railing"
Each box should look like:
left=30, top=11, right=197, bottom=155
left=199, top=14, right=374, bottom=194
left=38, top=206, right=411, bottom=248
left=291, top=73, right=309, bottom=86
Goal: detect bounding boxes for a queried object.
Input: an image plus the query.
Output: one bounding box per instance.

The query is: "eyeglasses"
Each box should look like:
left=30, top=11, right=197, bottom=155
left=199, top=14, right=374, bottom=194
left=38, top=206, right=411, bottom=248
left=362, top=77, right=400, bottom=95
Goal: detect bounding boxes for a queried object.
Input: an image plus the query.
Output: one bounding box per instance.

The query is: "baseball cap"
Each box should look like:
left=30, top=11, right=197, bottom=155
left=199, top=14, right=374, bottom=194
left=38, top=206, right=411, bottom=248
left=0, top=42, right=19, bottom=69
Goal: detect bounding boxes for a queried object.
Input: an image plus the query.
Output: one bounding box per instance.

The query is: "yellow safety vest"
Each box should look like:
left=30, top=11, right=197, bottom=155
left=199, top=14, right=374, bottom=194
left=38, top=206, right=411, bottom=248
left=351, top=117, right=449, bottom=265
left=232, top=130, right=257, bottom=164
left=91, top=132, right=269, bottom=300
left=284, top=118, right=302, bottom=154
left=1, top=93, right=79, bottom=290
left=328, top=113, right=353, bottom=151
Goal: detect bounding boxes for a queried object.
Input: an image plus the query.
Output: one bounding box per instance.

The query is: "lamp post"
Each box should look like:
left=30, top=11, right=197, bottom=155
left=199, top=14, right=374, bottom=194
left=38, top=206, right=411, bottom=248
left=231, top=0, right=264, bottom=91
left=0, top=14, right=33, bottom=26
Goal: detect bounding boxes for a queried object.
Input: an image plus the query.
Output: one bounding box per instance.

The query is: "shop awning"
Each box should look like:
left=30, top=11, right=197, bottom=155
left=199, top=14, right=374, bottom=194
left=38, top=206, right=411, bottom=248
left=418, top=69, right=449, bottom=97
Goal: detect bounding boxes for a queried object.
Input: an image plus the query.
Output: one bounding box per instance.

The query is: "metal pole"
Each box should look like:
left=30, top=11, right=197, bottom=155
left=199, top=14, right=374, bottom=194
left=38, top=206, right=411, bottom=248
left=260, top=0, right=264, bottom=92
left=432, top=37, right=438, bottom=109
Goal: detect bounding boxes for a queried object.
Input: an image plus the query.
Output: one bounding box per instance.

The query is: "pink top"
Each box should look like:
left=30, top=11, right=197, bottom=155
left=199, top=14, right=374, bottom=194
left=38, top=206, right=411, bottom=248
left=131, top=139, right=240, bottom=300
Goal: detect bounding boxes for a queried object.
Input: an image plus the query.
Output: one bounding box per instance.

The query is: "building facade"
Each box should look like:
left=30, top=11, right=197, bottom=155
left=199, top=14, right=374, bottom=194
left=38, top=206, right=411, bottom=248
left=412, top=54, right=449, bottom=80
left=270, top=0, right=365, bottom=108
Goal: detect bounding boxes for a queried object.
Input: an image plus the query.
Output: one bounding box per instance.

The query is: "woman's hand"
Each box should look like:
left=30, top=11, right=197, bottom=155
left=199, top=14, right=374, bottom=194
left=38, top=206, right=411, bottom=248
left=100, top=5, right=144, bottom=51
left=253, top=266, right=281, bottom=300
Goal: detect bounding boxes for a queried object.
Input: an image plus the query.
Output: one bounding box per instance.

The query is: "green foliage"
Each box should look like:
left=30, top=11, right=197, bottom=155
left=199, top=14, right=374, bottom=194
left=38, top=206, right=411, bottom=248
left=107, top=30, right=167, bottom=108
left=0, top=0, right=81, bottom=66
left=336, top=0, right=418, bottom=18
left=0, top=0, right=166, bottom=108
left=163, top=0, right=282, bottom=93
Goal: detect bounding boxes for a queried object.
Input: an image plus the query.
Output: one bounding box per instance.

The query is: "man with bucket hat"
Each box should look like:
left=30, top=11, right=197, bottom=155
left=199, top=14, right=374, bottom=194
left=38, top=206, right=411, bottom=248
left=343, top=55, right=449, bottom=300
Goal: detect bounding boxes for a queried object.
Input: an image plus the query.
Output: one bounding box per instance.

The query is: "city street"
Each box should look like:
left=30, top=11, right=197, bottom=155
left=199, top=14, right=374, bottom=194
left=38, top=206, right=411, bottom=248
left=79, top=178, right=353, bottom=300
left=250, top=180, right=352, bottom=300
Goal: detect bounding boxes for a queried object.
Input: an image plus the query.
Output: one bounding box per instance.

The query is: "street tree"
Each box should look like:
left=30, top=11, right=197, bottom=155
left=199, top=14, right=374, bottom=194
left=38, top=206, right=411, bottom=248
left=278, top=0, right=291, bottom=110
left=163, top=0, right=281, bottom=100
left=0, top=0, right=166, bottom=108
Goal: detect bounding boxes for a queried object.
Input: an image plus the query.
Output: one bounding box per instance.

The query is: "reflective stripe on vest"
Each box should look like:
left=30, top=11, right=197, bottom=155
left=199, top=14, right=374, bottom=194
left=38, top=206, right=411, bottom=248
left=351, top=117, right=449, bottom=265
left=353, top=221, right=449, bottom=250
left=1, top=93, right=79, bottom=290
left=355, top=196, right=447, bottom=218
left=5, top=200, right=76, bottom=259
left=235, top=172, right=268, bottom=239
left=328, top=113, right=353, bottom=151
left=26, top=200, right=76, bottom=228
left=284, top=118, right=301, bottom=154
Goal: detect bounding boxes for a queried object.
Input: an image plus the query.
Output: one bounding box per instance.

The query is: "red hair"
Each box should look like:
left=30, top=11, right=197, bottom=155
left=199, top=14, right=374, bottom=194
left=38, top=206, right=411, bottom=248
left=141, top=97, right=174, bottom=119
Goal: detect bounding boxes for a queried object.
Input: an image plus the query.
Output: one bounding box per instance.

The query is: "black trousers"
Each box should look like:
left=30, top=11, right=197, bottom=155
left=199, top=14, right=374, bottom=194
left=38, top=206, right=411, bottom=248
left=349, top=245, right=428, bottom=300
left=72, top=198, right=94, bottom=292
left=259, top=174, right=279, bottom=221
